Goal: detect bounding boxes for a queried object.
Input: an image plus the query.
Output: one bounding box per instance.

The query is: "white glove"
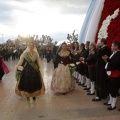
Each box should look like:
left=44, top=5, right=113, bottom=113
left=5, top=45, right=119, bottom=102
left=76, top=62, right=80, bottom=65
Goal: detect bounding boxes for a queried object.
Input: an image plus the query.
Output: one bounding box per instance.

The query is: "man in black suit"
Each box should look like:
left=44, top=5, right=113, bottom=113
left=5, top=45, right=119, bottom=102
left=103, top=41, right=120, bottom=110
left=83, top=41, right=90, bottom=89
left=92, top=38, right=111, bottom=101
left=2, top=47, right=9, bottom=61
left=76, top=43, right=86, bottom=85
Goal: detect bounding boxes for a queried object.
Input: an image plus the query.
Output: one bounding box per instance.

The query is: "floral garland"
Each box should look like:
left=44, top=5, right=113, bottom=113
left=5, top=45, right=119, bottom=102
left=97, top=8, right=119, bottom=43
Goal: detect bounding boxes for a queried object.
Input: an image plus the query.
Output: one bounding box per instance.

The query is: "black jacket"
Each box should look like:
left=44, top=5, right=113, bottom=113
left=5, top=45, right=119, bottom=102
left=84, top=49, right=97, bottom=65
left=106, top=51, right=120, bottom=71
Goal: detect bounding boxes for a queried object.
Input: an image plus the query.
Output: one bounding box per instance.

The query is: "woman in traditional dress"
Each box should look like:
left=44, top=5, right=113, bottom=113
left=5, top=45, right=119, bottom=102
left=51, top=42, right=75, bottom=95
left=0, top=54, right=4, bottom=81
left=15, top=42, right=45, bottom=103
left=0, top=54, right=10, bottom=81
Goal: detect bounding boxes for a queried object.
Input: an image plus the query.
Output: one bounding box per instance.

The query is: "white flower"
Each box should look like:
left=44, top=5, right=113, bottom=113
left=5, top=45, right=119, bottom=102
left=70, top=63, right=75, bottom=67
left=97, top=8, right=119, bottom=43
left=111, top=9, right=119, bottom=19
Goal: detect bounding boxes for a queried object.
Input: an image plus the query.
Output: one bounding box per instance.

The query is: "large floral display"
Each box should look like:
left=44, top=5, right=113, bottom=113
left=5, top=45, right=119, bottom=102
left=95, top=0, right=120, bottom=47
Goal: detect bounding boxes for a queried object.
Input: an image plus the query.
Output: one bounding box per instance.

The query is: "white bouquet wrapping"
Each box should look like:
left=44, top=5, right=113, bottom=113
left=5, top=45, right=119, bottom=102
left=17, top=66, right=24, bottom=71
left=69, top=63, right=75, bottom=67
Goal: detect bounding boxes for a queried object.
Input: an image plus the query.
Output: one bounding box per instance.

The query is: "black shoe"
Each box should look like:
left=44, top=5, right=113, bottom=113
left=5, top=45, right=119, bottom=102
left=87, top=90, right=91, bottom=92
left=74, top=78, right=77, bottom=80
left=104, top=102, right=111, bottom=106
left=87, top=93, right=95, bottom=95
left=84, top=88, right=90, bottom=90
left=83, top=87, right=87, bottom=90
left=118, top=109, right=120, bottom=111
left=33, top=97, right=36, bottom=100
left=92, top=98, right=101, bottom=101
left=78, top=83, right=82, bottom=86
left=81, top=84, right=85, bottom=86
left=107, top=106, right=116, bottom=110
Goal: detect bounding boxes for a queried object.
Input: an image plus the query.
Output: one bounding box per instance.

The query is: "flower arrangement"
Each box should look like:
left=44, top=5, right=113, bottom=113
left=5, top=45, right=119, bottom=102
left=69, top=63, right=76, bottom=77
left=95, top=0, right=120, bottom=47
left=69, top=63, right=76, bottom=67
left=97, top=8, right=119, bottom=43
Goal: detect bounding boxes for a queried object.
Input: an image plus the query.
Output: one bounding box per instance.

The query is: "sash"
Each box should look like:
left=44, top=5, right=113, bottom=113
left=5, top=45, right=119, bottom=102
left=24, top=53, right=40, bottom=74
left=107, top=70, right=120, bottom=78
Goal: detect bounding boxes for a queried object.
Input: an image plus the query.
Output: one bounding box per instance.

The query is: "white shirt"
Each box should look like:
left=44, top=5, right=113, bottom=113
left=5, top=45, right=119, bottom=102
left=105, top=51, right=117, bottom=75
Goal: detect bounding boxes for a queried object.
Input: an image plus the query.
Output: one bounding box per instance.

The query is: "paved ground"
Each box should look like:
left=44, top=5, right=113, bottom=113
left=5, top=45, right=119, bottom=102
left=0, top=59, right=120, bottom=120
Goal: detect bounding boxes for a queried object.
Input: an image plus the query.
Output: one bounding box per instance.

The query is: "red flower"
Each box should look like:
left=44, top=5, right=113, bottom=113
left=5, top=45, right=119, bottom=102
left=95, top=0, right=120, bottom=47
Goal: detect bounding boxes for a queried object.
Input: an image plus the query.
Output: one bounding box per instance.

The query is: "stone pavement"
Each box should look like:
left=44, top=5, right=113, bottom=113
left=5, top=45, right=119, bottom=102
left=0, top=59, right=120, bottom=120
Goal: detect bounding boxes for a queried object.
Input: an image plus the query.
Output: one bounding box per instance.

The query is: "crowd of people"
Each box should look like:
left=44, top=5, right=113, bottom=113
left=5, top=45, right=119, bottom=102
left=66, top=38, right=120, bottom=111
left=0, top=44, right=57, bottom=63
left=0, top=39, right=120, bottom=111
left=0, top=45, right=25, bottom=61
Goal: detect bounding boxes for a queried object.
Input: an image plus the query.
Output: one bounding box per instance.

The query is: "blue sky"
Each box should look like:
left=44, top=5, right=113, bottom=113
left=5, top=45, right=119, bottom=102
left=0, top=0, right=92, bottom=44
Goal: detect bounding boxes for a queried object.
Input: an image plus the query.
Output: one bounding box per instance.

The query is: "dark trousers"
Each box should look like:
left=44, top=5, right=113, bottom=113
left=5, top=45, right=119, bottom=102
left=12, top=54, right=16, bottom=60
left=96, top=67, right=109, bottom=99
left=108, top=77, right=120, bottom=98
left=84, top=64, right=89, bottom=78
left=3, top=54, right=8, bottom=61
left=88, top=66, right=95, bottom=82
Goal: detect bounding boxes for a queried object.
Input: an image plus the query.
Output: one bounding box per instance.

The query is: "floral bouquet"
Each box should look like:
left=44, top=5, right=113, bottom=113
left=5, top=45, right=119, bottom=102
left=16, top=66, right=24, bottom=81
left=17, top=66, right=24, bottom=71
left=69, top=63, right=76, bottom=76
